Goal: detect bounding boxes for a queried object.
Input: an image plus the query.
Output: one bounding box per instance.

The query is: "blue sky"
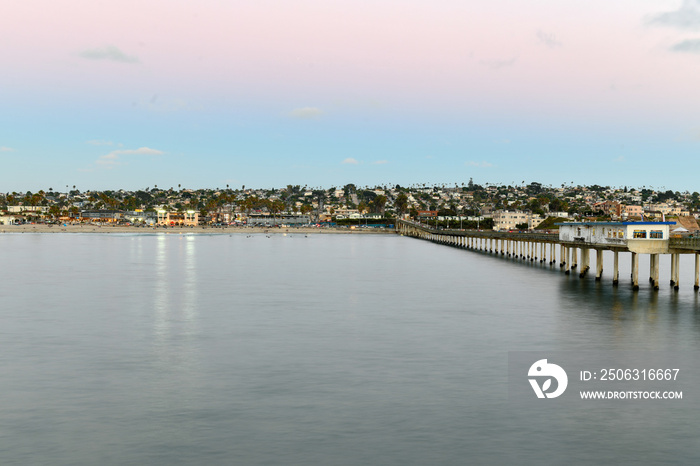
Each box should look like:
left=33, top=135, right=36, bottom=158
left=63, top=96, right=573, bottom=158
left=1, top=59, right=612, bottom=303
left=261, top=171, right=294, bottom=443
left=2, top=0, right=700, bottom=192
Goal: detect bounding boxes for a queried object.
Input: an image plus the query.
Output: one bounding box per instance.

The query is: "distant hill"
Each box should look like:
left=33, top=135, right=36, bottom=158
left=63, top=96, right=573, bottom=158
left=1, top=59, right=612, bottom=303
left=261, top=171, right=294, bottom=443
left=535, top=216, right=570, bottom=230
left=674, top=216, right=700, bottom=232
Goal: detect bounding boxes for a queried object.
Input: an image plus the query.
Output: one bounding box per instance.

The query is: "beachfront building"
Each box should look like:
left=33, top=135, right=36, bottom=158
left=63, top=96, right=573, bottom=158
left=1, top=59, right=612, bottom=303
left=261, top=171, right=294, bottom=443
left=124, top=210, right=157, bottom=225
left=333, top=208, right=360, bottom=219
left=80, top=210, right=124, bottom=223
left=7, top=206, right=49, bottom=214
left=0, top=215, right=20, bottom=225
left=246, top=214, right=311, bottom=226
left=157, top=210, right=199, bottom=226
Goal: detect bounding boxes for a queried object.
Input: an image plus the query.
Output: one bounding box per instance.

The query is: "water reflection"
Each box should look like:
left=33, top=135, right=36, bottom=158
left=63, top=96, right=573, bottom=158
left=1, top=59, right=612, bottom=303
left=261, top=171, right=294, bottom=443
left=154, top=235, right=171, bottom=345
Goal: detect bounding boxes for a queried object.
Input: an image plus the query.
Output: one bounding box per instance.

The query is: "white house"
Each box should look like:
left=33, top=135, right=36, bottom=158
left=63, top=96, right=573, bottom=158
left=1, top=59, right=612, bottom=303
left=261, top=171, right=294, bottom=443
left=558, top=221, right=675, bottom=253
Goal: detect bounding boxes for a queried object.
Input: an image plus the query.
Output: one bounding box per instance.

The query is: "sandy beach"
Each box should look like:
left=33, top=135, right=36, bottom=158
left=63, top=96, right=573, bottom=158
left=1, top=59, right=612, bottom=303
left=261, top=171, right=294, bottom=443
left=0, top=224, right=394, bottom=235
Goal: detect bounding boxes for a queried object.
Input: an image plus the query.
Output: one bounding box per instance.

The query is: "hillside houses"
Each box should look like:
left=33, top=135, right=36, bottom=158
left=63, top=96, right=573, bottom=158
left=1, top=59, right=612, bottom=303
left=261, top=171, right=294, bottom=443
left=1, top=182, right=699, bottom=230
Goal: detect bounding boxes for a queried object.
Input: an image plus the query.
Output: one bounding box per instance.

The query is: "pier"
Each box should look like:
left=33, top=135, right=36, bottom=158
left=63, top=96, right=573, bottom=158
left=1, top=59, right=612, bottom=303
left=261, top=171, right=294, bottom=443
left=396, top=219, right=700, bottom=291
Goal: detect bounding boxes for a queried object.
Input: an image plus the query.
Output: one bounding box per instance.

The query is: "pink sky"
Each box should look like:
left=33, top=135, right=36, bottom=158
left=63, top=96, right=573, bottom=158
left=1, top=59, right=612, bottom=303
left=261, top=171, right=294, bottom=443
left=3, top=0, right=698, bottom=118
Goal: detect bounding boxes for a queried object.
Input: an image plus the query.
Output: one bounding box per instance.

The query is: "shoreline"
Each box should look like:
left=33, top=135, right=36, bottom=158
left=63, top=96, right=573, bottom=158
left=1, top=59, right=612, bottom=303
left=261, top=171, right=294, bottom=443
left=0, top=224, right=394, bottom=235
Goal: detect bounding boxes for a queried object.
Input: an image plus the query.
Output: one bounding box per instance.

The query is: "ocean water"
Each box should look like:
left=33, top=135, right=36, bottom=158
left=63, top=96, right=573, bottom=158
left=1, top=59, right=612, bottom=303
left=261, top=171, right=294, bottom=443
left=2, top=232, right=700, bottom=465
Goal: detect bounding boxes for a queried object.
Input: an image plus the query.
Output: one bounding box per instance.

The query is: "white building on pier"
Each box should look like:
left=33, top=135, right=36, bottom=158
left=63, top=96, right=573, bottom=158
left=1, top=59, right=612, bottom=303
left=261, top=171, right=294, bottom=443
left=558, top=221, right=675, bottom=253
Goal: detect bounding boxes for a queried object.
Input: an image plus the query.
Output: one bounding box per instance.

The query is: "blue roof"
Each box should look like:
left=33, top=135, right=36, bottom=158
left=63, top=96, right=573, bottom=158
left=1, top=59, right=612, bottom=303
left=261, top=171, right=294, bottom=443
left=556, top=222, right=675, bottom=226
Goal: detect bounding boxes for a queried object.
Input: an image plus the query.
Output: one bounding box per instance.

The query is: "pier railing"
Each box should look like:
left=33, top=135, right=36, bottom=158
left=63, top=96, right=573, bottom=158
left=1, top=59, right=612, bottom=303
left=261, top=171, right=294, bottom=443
left=398, top=221, right=559, bottom=242
left=670, top=238, right=700, bottom=251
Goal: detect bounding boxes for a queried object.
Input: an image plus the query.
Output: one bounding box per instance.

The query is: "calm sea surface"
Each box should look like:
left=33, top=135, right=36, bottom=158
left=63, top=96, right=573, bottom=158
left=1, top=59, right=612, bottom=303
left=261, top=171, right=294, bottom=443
left=2, top=232, right=700, bottom=465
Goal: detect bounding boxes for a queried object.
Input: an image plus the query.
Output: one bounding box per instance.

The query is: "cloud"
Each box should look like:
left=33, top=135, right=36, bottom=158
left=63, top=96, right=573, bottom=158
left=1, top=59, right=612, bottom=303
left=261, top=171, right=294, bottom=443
left=96, top=146, right=164, bottom=169
left=115, top=147, right=163, bottom=156
left=342, top=158, right=359, bottom=164
left=0, top=146, right=14, bottom=152
left=85, top=139, right=113, bottom=146
left=465, top=161, right=493, bottom=168
left=79, top=46, right=139, bottom=63
left=647, top=0, right=700, bottom=30
left=372, top=160, right=388, bottom=165
left=614, top=156, right=625, bottom=162
left=289, top=107, right=323, bottom=119
left=670, top=38, right=700, bottom=53
left=479, top=56, right=518, bottom=70
left=536, top=30, right=562, bottom=48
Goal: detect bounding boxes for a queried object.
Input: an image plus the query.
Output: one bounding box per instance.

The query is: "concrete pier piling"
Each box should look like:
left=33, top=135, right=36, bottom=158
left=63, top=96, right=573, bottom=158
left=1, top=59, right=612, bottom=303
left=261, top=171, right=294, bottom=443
left=596, top=249, right=603, bottom=281
left=632, top=252, right=639, bottom=291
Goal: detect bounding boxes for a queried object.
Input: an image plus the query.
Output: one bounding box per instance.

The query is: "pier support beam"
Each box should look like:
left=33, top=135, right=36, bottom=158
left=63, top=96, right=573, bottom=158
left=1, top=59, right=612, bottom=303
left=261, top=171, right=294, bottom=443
left=613, top=251, right=619, bottom=286
left=571, top=248, right=578, bottom=270
left=651, top=254, right=660, bottom=290
left=670, top=254, right=678, bottom=288
left=672, top=254, right=680, bottom=291
left=670, top=254, right=674, bottom=286
left=695, top=253, right=699, bottom=291
left=550, top=243, right=556, bottom=264
left=541, top=242, right=546, bottom=263
left=631, top=252, right=639, bottom=290
left=595, top=249, right=603, bottom=281
left=565, top=247, right=571, bottom=275
left=560, top=244, right=565, bottom=267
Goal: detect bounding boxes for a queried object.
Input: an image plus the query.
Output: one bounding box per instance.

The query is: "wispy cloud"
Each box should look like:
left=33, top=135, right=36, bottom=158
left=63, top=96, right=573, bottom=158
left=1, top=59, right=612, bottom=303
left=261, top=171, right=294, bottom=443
left=479, top=56, right=518, bottom=70
left=0, top=146, right=14, bottom=152
left=647, top=0, right=700, bottom=30
left=466, top=161, right=493, bottom=168
left=79, top=45, right=139, bottom=63
left=96, top=146, right=164, bottom=169
left=342, top=158, right=359, bottom=165
left=289, top=107, right=323, bottom=119
left=85, top=139, right=113, bottom=146
left=614, top=155, right=625, bottom=163
left=372, top=160, right=388, bottom=165
left=671, top=38, right=700, bottom=53
left=536, top=30, right=562, bottom=48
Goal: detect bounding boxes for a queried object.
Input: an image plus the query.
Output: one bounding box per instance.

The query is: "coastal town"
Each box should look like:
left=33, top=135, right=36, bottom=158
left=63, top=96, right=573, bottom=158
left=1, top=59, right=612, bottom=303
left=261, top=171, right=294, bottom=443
left=2, top=180, right=700, bottom=233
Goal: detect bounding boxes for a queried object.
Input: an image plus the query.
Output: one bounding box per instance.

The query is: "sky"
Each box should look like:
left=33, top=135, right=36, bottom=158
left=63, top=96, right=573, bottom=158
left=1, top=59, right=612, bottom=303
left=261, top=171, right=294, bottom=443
left=2, top=0, right=700, bottom=192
